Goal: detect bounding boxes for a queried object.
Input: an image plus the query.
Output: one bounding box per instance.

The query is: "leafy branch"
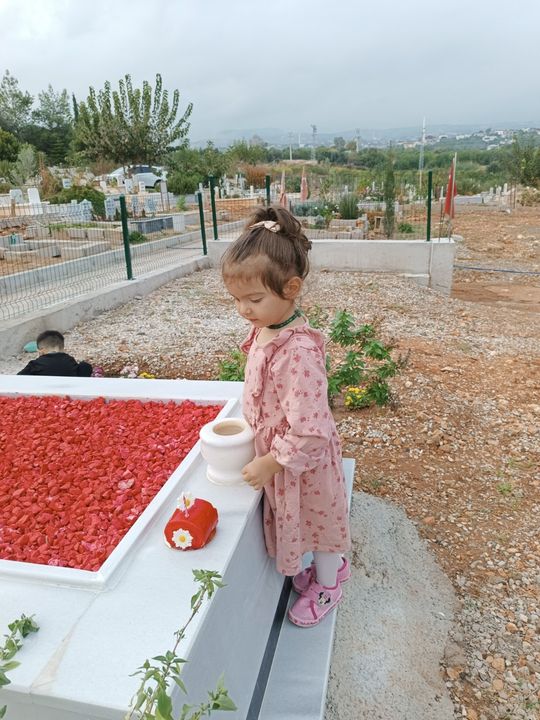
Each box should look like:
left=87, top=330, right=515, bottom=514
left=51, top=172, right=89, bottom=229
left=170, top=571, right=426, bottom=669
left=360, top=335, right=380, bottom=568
left=1, top=614, right=39, bottom=719
left=126, top=570, right=236, bottom=720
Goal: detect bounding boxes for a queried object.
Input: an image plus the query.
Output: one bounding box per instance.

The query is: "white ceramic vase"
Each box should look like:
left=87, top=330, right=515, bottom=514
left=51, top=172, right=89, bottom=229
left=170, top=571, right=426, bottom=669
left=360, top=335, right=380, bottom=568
left=199, top=417, right=255, bottom=486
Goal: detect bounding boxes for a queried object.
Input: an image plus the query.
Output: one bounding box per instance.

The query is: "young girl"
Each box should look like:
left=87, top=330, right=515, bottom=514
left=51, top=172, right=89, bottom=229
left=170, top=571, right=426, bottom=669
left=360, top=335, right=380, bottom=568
left=221, top=205, right=351, bottom=627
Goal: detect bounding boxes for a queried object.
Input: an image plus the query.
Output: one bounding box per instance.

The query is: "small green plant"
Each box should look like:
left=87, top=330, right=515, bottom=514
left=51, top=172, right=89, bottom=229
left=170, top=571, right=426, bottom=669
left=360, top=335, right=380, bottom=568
left=344, top=385, right=370, bottom=409
left=176, top=195, right=187, bottom=212
left=129, top=231, right=147, bottom=244
left=397, top=222, right=414, bottom=234
left=1, top=614, right=39, bottom=718
left=338, top=193, right=359, bottom=219
left=327, top=310, right=405, bottom=408
left=217, top=350, right=246, bottom=382
left=497, top=481, right=514, bottom=496
left=126, top=570, right=235, bottom=720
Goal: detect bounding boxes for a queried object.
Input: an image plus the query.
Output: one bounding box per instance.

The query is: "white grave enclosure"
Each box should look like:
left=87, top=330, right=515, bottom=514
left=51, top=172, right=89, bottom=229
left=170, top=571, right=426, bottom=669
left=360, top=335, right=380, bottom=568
left=0, top=376, right=285, bottom=720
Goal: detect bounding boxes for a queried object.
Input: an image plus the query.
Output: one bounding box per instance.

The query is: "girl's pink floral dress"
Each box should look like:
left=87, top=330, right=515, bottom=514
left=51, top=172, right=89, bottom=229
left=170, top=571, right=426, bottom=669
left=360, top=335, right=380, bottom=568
left=241, top=323, right=351, bottom=576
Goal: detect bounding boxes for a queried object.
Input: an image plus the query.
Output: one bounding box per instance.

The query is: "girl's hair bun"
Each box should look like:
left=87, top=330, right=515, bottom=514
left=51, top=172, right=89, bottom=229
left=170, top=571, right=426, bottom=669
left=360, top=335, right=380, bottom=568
left=247, top=205, right=312, bottom=252
left=221, top=205, right=312, bottom=297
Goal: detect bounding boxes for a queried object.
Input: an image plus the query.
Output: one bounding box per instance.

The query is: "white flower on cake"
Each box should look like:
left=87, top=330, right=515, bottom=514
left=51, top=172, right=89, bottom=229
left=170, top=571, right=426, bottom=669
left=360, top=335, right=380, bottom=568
left=171, top=528, right=193, bottom=549
left=176, top=492, right=194, bottom=512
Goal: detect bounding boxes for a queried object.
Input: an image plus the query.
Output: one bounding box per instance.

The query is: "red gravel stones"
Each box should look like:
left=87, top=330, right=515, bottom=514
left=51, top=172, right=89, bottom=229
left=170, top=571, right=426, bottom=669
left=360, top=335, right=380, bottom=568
left=0, top=395, right=220, bottom=571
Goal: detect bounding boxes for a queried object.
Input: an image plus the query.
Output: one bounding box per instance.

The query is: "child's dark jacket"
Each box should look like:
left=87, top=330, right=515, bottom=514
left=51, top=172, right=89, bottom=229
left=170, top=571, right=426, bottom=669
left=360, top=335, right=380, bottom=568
left=17, top=352, right=92, bottom=377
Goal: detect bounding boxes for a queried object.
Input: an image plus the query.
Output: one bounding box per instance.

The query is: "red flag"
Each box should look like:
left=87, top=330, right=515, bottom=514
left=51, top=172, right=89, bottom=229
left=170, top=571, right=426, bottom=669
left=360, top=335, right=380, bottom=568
left=444, top=157, right=457, bottom=218
left=300, top=167, right=309, bottom=202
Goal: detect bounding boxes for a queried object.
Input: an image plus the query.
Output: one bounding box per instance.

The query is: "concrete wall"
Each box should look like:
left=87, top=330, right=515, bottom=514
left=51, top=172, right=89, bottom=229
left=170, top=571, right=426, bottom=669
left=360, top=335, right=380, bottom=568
left=208, top=237, right=456, bottom=295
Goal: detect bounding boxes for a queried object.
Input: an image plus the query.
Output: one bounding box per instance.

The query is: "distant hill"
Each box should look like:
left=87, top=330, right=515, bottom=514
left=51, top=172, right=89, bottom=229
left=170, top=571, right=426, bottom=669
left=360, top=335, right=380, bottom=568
left=193, top=121, right=540, bottom=149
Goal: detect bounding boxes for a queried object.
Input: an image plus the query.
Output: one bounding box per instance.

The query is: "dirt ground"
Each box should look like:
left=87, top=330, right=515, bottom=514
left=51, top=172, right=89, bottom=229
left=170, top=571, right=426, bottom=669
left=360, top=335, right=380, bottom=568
left=337, top=205, right=540, bottom=720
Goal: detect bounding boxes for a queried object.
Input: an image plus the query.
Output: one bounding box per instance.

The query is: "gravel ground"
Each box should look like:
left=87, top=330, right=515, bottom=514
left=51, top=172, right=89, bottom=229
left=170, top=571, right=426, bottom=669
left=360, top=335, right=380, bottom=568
left=1, top=205, right=539, bottom=719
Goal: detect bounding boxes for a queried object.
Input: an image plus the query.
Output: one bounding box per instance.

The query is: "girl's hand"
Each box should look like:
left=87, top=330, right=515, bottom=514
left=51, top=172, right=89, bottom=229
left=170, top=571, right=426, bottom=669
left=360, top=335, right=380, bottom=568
left=242, top=454, right=282, bottom=491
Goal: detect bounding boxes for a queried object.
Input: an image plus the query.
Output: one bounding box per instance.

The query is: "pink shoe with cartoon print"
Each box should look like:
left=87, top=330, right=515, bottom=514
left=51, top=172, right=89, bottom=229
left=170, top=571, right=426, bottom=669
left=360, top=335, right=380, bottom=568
left=292, top=556, right=351, bottom=595
left=288, top=580, right=343, bottom=627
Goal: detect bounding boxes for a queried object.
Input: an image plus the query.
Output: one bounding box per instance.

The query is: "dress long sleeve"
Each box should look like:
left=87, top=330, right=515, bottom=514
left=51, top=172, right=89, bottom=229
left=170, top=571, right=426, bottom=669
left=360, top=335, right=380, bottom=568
left=269, top=338, right=334, bottom=475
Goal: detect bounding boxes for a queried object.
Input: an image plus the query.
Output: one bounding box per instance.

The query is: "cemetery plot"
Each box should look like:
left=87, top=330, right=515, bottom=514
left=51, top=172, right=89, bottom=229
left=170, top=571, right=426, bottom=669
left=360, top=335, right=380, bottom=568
left=0, top=395, right=220, bottom=570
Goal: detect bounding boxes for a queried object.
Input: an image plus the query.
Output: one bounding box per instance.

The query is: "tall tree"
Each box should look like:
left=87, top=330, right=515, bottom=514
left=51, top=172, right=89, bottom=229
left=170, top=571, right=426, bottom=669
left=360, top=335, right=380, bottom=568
left=10, top=144, right=37, bottom=186
left=0, top=127, right=20, bottom=162
left=22, top=85, right=74, bottom=165
left=73, top=74, right=192, bottom=165
left=32, top=85, right=72, bottom=129
left=383, top=154, right=396, bottom=238
left=167, top=142, right=231, bottom=194
left=0, top=70, right=33, bottom=136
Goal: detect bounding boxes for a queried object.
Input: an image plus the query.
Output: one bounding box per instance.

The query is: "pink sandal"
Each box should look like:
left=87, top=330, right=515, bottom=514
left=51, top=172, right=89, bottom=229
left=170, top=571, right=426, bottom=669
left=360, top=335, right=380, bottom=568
left=288, top=580, right=343, bottom=627
left=292, top=556, right=351, bottom=595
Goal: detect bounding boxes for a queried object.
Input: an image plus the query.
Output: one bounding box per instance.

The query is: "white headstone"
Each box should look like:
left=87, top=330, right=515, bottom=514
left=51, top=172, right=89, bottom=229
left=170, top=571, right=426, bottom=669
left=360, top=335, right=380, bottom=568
left=99, top=180, right=108, bottom=191
left=503, top=183, right=508, bottom=194
left=9, top=189, right=24, bottom=203
left=62, top=178, right=72, bottom=189
left=145, top=197, right=157, bottom=215
left=131, top=196, right=140, bottom=216
left=105, top=197, right=117, bottom=220
left=138, top=181, right=146, bottom=194
left=124, top=178, right=134, bottom=193
left=27, top=187, right=41, bottom=205
left=159, top=180, right=170, bottom=210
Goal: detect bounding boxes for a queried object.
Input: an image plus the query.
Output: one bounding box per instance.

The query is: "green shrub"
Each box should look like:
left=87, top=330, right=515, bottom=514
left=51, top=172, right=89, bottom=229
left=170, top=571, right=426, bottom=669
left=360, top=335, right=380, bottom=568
left=129, top=231, right=147, bottom=244
left=292, top=202, right=315, bottom=217
left=176, top=195, right=187, bottom=211
left=397, top=222, right=414, bottom=234
left=49, top=186, right=106, bottom=218
left=167, top=171, right=201, bottom=195
left=520, top=188, right=540, bottom=205
left=338, top=193, right=359, bottom=219
left=327, top=310, right=405, bottom=407
left=218, top=350, right=246, bottom=381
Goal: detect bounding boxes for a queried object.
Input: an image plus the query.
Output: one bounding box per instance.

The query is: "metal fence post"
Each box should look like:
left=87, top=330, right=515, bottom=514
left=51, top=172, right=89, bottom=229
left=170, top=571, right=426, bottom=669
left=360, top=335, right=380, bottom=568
left=119, top=196, right=134, bottom=279
left=197, top=191, right=208, bottom=255
left=265, top=175, right=271, bottom=206
left=208, top=175, right=218, bottom=240
left=426, top=170, right=433, bottom=243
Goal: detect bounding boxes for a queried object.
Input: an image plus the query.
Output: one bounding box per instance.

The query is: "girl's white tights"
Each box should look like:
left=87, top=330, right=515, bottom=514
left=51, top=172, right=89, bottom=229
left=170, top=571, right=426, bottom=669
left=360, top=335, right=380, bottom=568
left=313, top=551, right=341, bottom=587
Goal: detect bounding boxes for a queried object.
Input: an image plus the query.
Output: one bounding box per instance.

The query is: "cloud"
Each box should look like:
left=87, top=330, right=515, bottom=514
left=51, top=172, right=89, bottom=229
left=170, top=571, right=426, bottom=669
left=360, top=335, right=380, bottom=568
left=1, top=0, right=539, bottom=140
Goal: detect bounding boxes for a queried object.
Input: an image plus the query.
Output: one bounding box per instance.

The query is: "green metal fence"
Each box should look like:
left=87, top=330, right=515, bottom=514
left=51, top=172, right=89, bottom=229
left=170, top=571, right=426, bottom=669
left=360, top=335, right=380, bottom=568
left=1, top=171, right=437, bottom=324
left=0, top=195, right=207, bottom=323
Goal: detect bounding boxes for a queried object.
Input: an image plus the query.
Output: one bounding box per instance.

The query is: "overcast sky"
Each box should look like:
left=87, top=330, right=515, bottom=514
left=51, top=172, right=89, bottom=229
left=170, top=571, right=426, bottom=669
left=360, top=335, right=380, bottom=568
left=1, top=0, right=539, bottom=143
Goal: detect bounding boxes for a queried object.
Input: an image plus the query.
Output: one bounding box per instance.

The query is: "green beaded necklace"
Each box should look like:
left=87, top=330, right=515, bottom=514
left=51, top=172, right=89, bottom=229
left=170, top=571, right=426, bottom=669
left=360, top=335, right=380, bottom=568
left=267, top=307, right=303, bottom=330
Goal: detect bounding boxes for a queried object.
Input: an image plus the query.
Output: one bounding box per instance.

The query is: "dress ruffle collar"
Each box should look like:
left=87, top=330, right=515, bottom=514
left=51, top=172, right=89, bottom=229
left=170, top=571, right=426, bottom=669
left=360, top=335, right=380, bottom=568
left=241, top=321, right=325, bottom=357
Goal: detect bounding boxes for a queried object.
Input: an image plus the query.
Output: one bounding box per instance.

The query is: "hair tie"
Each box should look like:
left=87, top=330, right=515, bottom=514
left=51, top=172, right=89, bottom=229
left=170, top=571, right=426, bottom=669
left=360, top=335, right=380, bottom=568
left=249, top=220, right=281, bottom=233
